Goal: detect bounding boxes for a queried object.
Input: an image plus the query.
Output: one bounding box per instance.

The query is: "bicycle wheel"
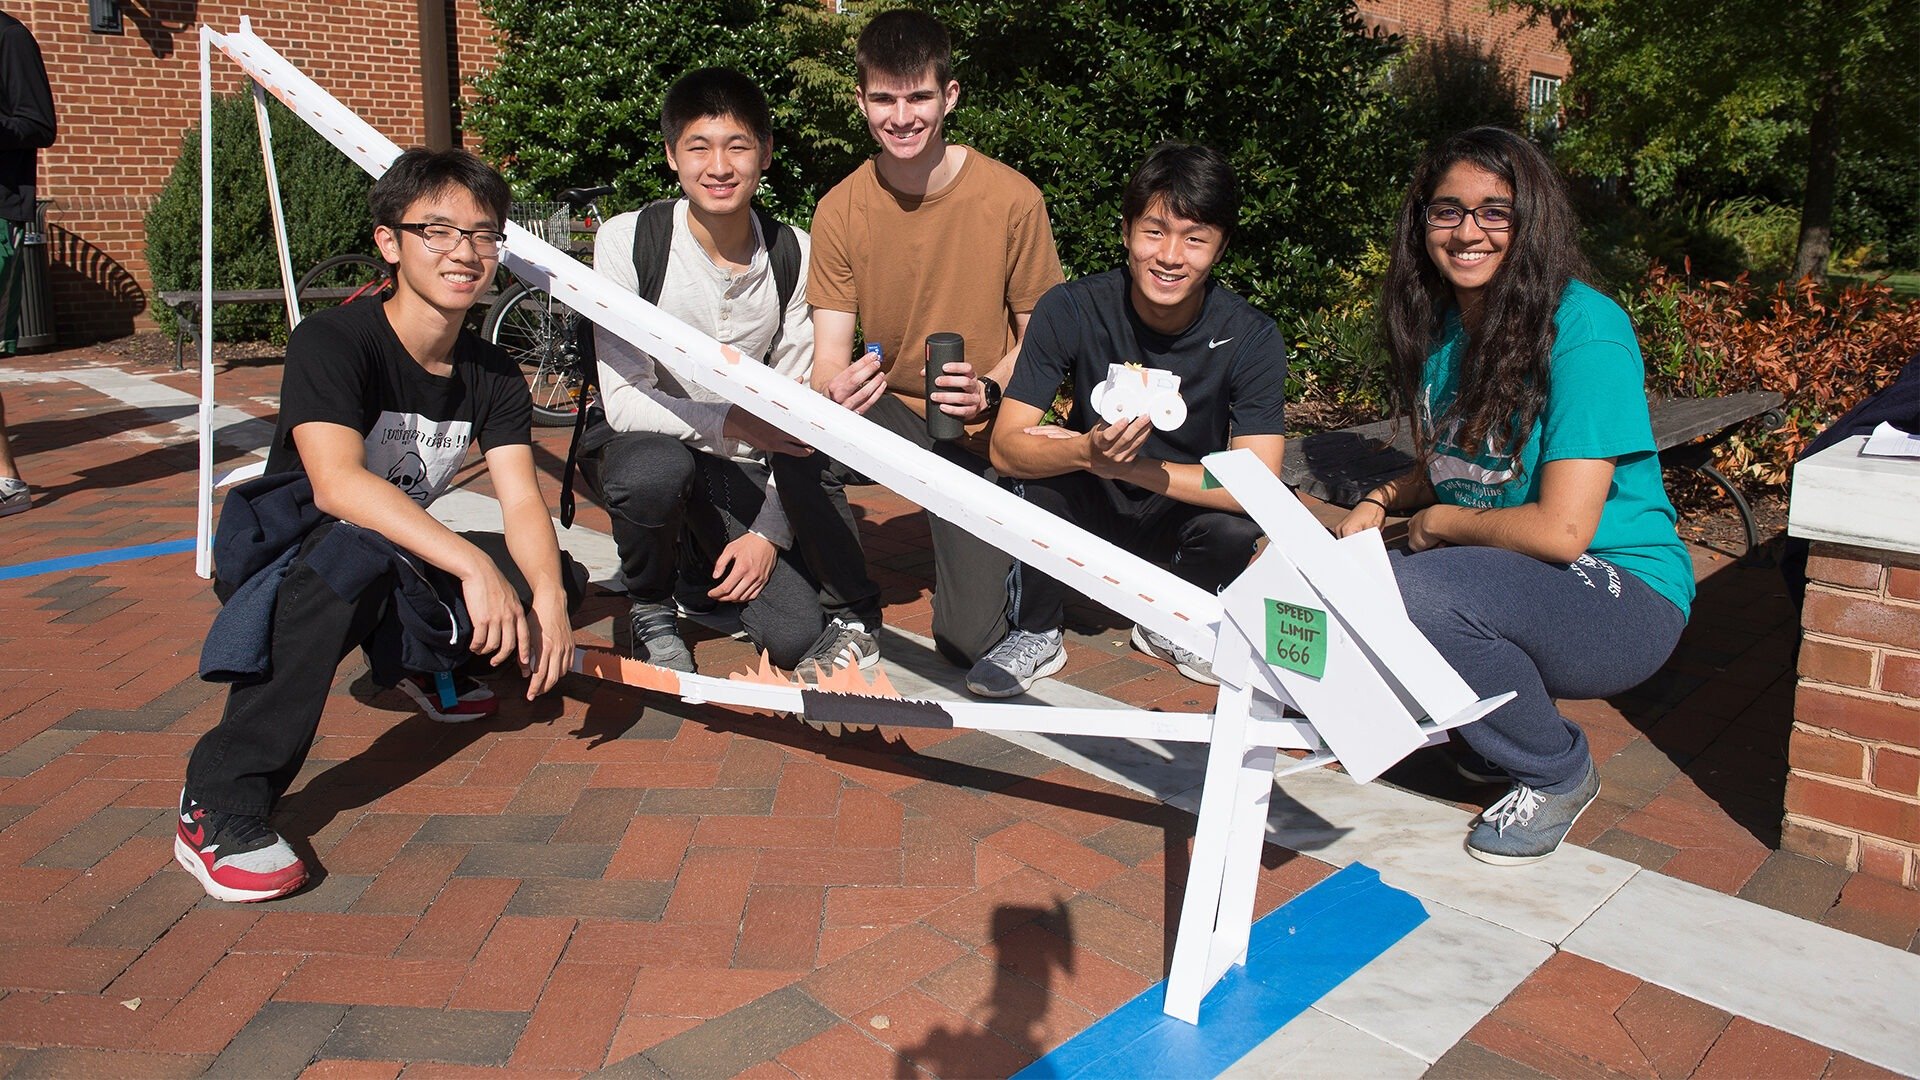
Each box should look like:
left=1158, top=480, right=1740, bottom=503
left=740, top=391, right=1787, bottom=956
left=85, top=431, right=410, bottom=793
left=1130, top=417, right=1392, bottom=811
left=296, top=253, right=390, bottom=315
left=484, top=282, right=585, bottom=427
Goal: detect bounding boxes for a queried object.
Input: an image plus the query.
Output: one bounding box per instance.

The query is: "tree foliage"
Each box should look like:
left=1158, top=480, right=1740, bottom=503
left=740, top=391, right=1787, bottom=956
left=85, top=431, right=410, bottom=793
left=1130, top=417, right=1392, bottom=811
left=467, top=0, right=1408, bottom=321
left=144, top=93, right=374, bottom=340
left=1513, top=0, right=1919, bottom=275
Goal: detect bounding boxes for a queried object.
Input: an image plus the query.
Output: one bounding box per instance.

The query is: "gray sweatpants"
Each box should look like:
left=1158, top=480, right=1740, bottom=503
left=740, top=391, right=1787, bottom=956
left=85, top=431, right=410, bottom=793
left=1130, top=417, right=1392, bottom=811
left=1390, top=546, right=1686, bottom=792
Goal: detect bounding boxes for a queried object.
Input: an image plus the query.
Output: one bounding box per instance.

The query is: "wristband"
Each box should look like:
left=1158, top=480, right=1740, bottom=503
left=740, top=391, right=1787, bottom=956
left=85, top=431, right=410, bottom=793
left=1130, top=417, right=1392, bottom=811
left=1357, top=496, right=1390, bottom=512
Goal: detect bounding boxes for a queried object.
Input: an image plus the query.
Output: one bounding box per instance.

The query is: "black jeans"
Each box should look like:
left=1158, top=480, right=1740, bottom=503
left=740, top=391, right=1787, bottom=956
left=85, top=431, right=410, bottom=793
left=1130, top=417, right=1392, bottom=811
left=773, top=394, right=1015, bottom=667
left=185, top=524, right=581, bottom=817
left=1010, top=470, right=1263, bottom=633
left=582, top=431, right=824, bottom=668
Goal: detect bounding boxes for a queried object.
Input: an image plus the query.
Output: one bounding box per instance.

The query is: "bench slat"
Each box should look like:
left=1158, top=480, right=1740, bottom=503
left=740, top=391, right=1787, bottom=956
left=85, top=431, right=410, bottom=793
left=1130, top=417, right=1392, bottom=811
left=1282, top=391, right=1784, bottom=510
left=1647, top=390, right=1783, bottom=447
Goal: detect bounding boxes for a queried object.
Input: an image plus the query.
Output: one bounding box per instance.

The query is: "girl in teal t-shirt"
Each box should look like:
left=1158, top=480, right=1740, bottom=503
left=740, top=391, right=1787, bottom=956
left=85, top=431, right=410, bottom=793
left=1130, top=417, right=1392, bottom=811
left=1335, top=128, right=1691, bottom=866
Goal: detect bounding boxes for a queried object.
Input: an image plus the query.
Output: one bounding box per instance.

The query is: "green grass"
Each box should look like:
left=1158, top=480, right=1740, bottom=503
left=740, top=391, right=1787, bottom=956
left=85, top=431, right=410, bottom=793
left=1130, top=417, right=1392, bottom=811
left=1831, top=269, right=1920, bottom=298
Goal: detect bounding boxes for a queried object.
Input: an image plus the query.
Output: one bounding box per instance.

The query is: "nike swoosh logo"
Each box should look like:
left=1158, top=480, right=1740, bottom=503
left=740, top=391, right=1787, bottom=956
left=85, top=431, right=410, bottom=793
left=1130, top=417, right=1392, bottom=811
left=182, top=823, right=206, bottom=846
left=1209, top=337, right=1234, bottom=349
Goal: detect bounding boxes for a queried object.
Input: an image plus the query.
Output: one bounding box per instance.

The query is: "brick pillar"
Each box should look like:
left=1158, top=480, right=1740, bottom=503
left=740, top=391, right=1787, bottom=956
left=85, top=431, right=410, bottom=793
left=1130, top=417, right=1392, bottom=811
left=1787, top=542, right=1920, bottom=887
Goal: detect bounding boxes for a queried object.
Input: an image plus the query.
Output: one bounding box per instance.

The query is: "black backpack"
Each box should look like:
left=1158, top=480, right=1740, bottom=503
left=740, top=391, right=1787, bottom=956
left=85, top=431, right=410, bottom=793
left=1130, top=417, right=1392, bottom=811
left=559, top=199, right=803, bottom=527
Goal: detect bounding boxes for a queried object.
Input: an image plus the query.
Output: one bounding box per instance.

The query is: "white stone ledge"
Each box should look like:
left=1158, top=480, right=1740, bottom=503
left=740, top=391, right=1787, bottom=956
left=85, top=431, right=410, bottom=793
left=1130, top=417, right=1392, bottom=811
left=1789, top=436, right=1920, bottom=556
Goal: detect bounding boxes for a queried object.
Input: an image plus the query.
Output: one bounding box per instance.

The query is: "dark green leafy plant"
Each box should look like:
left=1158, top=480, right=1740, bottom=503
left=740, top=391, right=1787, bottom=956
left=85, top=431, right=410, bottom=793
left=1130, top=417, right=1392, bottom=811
left=144, top=93, right=373, bottom=341
left=468, top=0, right=807, bottom=218
left=468, top=0, right=1407, bottom=326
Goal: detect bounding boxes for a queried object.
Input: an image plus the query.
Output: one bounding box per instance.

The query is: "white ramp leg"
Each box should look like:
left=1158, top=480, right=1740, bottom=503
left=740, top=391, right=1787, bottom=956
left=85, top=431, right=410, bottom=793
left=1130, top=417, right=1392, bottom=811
left=1163, top=673, right=1255, bottom=1024
left=1206, top=739, right=1279, bottom=985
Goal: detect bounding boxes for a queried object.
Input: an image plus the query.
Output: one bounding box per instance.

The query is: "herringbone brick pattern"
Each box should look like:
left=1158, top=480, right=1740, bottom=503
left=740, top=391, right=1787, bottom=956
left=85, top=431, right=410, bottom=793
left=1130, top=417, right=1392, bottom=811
left=0, top=344, right=1902, bottom=1076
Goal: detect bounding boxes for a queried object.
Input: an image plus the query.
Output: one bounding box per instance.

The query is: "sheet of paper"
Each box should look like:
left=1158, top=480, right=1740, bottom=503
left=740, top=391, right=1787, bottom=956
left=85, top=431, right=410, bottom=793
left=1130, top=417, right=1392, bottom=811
left=1860, top=421, right=1920, bottom=459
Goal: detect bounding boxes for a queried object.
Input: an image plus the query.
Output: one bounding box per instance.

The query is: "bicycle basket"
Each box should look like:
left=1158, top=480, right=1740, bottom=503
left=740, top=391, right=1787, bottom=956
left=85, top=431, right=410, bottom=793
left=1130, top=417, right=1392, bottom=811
left=509, top=201, right=566, bottom=242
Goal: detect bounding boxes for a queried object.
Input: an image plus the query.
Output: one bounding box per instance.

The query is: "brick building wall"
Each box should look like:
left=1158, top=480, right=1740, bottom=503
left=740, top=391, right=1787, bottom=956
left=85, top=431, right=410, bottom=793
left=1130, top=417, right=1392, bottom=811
left=1355, top=0, right=1569, bottom=83
left=1788, top=543, right=1920, bottom=888
left=11, top=0, right=497, bottom=343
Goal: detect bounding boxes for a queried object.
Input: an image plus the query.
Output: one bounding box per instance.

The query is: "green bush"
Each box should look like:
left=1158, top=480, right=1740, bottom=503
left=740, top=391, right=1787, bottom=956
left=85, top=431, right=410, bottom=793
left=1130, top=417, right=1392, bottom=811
left=1705, top=197, right=1800, bottom=275
left=145, top=93, right=373, bottom=341
left=1284, top=298, right=1393, bottom=424
left=468, top=0, right=1408, bottom=325
left=469, top=0, right=804, bottom=218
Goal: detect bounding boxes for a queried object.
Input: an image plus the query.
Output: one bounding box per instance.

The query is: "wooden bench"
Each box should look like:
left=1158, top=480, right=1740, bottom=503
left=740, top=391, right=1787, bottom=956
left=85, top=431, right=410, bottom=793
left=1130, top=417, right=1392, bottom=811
left=1281, top=389, right=1787, bottom=558
left=159, top=288, right=361, bottom=371
left=158, top=286, right=502, bottom=371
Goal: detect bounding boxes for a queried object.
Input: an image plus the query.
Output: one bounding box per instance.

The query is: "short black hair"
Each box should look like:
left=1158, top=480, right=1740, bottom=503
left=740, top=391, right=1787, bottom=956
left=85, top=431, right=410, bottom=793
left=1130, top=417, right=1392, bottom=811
left=368, top=148, right=511, bottom=230
left=1120, top=142, right=1240, bottom=241
left=661, top=67, right=773, bottom=148
left=856, top=9, right=953, bottom=89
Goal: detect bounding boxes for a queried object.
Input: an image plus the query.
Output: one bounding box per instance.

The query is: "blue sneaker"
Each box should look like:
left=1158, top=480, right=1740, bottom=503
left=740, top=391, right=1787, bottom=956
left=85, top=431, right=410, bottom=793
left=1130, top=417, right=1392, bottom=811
left=1466, top=759, right=1600, bottom=865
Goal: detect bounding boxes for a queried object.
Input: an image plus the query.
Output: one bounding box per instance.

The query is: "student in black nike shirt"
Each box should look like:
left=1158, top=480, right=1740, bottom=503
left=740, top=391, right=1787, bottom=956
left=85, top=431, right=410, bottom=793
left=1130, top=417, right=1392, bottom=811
left=966, top=143, right=1286, bottom=698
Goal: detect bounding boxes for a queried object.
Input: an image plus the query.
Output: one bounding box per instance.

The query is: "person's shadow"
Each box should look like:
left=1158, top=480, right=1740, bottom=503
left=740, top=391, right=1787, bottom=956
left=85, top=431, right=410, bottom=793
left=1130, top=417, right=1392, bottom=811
left=896, top=902, right=1074, bottom=1078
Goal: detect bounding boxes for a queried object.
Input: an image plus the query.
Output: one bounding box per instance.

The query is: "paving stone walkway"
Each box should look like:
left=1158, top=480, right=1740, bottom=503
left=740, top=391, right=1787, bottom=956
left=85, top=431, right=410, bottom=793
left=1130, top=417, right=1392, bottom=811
left=0, top=346, right=1912, bottom=1077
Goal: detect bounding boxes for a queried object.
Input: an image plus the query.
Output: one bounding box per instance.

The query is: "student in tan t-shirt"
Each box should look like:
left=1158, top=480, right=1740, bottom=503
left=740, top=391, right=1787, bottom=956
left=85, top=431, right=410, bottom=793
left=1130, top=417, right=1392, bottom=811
left=775, top=8, right=1065, bottom=674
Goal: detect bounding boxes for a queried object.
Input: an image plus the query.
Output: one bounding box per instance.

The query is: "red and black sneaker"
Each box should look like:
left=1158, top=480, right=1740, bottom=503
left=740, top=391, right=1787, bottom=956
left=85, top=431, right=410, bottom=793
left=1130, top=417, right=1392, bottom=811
left=396, top=672, right=499, bottom=724
left=173, top=789, right=307, bottom=902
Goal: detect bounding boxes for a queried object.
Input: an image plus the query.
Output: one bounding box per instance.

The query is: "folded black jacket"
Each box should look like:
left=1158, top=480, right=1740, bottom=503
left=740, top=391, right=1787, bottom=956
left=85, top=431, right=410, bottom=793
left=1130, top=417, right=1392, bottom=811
left=199, top=471, right=474, bottom=684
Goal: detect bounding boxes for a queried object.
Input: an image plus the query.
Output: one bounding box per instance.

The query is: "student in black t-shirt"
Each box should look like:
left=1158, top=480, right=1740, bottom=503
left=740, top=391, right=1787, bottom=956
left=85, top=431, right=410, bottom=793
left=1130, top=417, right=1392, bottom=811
left=966, top=143, right=1287, bottom=698
left=176, top=149, right=579, bottom=903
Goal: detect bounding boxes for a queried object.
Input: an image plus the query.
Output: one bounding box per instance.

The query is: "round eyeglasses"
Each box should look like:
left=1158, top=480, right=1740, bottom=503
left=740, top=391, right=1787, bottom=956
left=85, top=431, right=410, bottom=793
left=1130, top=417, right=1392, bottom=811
left=397, top=222, right=507, bottom=257
left=1424, top=204, right=1514, bottom=231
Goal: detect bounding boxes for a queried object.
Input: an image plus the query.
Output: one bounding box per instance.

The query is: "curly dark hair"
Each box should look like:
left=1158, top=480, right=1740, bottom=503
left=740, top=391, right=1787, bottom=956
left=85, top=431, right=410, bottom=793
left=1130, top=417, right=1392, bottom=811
left=1379, top=127, right=1592, bottom=473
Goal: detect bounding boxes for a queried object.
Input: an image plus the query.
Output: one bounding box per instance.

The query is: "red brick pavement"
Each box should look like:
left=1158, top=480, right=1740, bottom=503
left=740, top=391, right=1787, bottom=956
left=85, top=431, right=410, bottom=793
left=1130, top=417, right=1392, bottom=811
left=0, top=344, right=1904, bottom=1076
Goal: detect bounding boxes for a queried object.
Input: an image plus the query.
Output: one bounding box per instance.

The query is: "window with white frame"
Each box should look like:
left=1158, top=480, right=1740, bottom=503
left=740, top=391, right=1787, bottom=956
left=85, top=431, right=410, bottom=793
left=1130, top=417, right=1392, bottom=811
left=1528, top=73, right=1563, bottom=128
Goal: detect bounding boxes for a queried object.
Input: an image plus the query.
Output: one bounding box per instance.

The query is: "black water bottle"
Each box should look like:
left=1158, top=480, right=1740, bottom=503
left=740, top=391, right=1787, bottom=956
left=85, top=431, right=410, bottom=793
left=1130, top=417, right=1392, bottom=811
left=925, top=333, right=965, bottom=442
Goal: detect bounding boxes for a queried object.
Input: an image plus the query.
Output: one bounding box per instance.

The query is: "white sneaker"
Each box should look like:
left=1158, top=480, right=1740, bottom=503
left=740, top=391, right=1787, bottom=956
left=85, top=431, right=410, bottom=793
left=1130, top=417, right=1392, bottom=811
left=1130, top=624, right=1219, bottom=685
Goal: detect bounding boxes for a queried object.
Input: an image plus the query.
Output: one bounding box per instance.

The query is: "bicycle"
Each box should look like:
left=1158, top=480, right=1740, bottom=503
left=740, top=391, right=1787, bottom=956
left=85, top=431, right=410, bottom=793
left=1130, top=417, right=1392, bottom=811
left=295, top=252, right=390, bottom=315
left=484, top=185, right=614, bottom=427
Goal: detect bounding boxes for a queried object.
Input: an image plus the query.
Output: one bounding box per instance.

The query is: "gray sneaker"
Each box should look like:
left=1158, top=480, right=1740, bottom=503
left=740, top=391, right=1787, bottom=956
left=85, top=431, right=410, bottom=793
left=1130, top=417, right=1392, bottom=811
left=0, top=476, right=28, bottom=518
left=795, top=618, right=880, bottom=682
left=965, top=628, right=1066, bottom=699
left=1466, top=759, right=1600, bottom=865
left=1129, top=624, right=1219, bottom=686
left=627, top=601, right=695, bottom=672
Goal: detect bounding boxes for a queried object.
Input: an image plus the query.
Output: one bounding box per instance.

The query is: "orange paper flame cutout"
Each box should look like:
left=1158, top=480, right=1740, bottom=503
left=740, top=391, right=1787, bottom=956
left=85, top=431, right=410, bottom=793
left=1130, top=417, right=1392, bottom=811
left=577, top=648, right=683, bottom=695
left=726, top=652, right=902, bottom=699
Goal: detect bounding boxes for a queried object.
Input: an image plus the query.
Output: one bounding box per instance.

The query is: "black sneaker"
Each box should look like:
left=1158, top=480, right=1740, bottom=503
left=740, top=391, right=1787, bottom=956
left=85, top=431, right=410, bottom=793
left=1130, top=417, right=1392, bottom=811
left=173, top=789, right=307, bottom=902
left=628, top=601, right=695, bottom=672
left=794, top=618, right=880, bottom=682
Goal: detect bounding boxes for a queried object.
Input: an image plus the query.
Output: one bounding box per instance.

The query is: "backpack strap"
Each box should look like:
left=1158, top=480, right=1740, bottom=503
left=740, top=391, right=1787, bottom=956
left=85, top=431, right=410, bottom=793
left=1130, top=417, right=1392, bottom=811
left=562, top=200, right=672, bottom=529
left=630, top=198, right=678, bottom=305
left=754, top=206, right=802, bottom=364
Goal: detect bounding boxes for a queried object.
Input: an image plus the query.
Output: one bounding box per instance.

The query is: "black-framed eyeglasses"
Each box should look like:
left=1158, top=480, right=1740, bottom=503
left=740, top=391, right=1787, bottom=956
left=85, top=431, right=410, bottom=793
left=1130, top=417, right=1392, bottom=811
left=396, top=222, right=507, bottom=256
left=1423, top=204, right=1515, bottom=231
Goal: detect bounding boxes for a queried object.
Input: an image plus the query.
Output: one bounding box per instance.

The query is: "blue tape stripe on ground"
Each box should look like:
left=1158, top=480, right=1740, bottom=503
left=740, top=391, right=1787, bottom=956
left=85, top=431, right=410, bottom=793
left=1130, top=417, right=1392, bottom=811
left=0, top=537, right=196, bottom=581
left=1015, top=862, right=1426, bottom=1080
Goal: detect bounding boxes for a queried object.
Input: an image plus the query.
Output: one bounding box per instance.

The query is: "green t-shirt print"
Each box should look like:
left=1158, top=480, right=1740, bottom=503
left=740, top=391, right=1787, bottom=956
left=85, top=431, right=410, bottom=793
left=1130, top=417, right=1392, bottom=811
left=1421, top=281, right=1695, bottom=618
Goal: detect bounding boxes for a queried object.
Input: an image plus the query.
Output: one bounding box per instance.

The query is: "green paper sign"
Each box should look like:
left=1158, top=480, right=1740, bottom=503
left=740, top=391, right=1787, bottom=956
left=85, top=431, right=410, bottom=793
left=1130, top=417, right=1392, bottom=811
left=1265, top=599, right=1329, bottom=678
left=1201, top=466, right=1220, bottom=490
